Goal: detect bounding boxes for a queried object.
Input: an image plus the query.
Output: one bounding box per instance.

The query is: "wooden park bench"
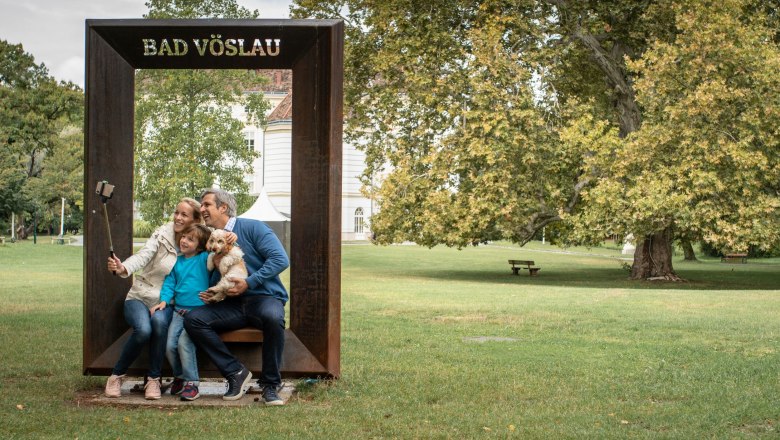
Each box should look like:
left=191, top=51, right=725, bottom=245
left=50, top=236, right=75, bottom=245
left=508, top=259, right=541, bottom=276
left=721, top=253, right=748, bottom=264
left=219, top=327, right=263, bottom=343
left=131, top=327, right=264, bottom=392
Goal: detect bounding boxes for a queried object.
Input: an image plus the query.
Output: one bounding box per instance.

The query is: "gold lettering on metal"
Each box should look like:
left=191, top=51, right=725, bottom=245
left=142, top=36, right=282, bottom=57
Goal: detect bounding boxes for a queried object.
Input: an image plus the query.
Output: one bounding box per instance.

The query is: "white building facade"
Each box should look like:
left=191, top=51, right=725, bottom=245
left=237, top=71, right=372, bottom=241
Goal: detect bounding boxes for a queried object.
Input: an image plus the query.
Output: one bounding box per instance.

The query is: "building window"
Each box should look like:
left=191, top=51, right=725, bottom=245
left=354, top=207, right=364, bottom=234
left=245, top=134, right=255, bottom=151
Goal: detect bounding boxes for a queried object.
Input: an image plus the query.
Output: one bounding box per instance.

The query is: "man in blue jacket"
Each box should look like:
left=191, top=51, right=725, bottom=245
left=184, top=188, right=289, bottom=405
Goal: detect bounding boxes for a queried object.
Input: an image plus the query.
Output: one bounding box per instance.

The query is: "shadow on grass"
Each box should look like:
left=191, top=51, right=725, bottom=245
left=401, top=266, right=780, bottom=291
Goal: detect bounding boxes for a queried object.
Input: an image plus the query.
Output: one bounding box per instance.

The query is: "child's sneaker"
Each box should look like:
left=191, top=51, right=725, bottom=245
left=169, top=378, right=185, bottom=395
left=180, top=382, right=200, bottom=401
left=144, top=377, right=162, bottom=400
left=104, top=374, right=125, bottom=398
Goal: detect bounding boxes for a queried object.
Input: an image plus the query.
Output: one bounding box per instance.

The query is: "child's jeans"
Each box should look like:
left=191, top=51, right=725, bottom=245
left=166, top=309, right=199, bottom=384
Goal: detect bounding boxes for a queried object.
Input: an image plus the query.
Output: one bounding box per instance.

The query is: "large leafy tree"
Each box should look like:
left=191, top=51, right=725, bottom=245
left=293, top=0, right=780, bottom=280
left=134, top=0, right=270, bottom=225
left=570, top=0, right=780, bottom=277
left=0, top=40, right=83, bottom=237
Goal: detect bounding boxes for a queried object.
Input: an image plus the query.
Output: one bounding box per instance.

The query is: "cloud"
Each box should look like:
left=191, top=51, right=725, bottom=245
left=53, top=56, right=85, bottom=87
left=0, top=0, right=292, bottom=86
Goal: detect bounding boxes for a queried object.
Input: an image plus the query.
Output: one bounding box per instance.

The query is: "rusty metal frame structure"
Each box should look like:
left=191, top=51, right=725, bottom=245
left=83, top=19, right=342, bottom=378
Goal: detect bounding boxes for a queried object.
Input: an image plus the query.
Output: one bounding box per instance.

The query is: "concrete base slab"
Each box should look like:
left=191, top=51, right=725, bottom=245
left=79, top=378, right=295, bottom=407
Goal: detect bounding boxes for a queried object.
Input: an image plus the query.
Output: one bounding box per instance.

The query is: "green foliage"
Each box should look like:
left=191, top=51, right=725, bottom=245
left=132, top=219, right=156, bottom=238
left=234, top=192, right=257, bottom=217
left=290, top=0, right=659, bottom=249
left=572, top=0, right=780, bottom=253
left=133, top=0, right=271, bottom=225
left=0, top=40, right=83, bottom=235
left=143, top=0, right=259, bottom=19
left=293, top=1, right=780, bottom=274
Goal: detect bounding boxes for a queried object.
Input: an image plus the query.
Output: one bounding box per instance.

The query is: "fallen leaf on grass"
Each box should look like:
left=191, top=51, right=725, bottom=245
left=621, top=420, right=630, bottom=425
left=16, top=404, right=24, bottom=410
left=508, top=424, right=516, bottom=432
left=483, top=427, right=492, bottom=432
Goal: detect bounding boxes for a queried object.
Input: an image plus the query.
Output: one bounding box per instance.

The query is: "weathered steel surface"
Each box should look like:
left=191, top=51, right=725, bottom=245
left=83, top=20, right=343, bottom=378
left=290, top=24, right=343, bottom=378
left=86, top=329, right=325, bottom=378
left=83, top=24, right=136, bottom=371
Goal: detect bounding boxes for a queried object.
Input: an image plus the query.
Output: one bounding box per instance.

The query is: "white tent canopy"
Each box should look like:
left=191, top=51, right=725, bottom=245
left=238, top=188, right=290, bottom=222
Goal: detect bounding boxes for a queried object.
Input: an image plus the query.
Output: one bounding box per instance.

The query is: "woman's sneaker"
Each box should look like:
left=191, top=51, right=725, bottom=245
left=180, top=382, right=200, bottom=401
left=144, top=377, right=162, bottom=400
left=169, top=378, right=185, bottom=395
left=104, top=374, right=125, bottom=398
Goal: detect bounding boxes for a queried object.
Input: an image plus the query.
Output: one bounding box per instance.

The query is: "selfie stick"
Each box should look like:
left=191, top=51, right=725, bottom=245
left=95, top=181, right=116, bottom=275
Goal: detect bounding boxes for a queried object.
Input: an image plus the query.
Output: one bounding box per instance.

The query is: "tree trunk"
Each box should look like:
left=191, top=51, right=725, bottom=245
left=16, top=218, right=29, bottom=240
left=630, top=227, right=680, bottom=280
left=681, top=240, right=697, bottom=261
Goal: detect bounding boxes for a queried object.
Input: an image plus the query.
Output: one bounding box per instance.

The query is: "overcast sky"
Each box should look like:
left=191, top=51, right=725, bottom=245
left=0, top=0, right=293, bottom=88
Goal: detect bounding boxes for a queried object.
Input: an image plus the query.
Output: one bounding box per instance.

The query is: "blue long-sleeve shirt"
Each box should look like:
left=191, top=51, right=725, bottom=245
left=212, top=217, right=289, bottom=304
left=160, top=251, right=210, bottom=310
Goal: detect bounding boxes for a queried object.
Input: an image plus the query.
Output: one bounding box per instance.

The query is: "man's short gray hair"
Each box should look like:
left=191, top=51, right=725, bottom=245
left=200, top=188, right=237, bottom=217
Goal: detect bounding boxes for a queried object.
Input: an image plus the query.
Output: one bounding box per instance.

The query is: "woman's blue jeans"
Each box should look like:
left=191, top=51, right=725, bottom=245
left=166, top=310, right=200, bottom=383
left=112, top=299, right=173, bottom=378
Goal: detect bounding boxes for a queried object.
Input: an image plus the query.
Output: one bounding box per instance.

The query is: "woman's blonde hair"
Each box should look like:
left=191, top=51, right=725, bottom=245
left=178, top=197, right=204, bottom=224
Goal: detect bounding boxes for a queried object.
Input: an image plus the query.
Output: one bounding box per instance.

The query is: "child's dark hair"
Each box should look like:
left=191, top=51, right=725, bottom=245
left=182, top=224, right=211, bottom=252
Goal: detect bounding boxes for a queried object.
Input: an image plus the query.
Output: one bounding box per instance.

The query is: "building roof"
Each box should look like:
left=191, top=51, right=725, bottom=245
left=267, top=92, right=292, bottom=122
left=246, top=69, right=292, bottom=93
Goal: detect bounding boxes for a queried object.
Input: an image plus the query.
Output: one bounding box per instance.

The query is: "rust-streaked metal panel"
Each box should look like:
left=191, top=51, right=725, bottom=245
left=84, top=19, right=343, bottom=379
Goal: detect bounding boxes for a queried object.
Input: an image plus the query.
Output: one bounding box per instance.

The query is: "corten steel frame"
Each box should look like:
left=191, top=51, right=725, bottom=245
left=83, top=19, right=343, bottom=378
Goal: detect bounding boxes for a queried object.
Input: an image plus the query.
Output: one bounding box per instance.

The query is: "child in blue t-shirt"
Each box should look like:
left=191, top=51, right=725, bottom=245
left=150, top=224, right=212, bottom=401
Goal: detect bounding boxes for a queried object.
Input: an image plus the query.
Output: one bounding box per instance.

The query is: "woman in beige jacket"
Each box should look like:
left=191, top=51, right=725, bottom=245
left=103, top=198, right=203, bottom=400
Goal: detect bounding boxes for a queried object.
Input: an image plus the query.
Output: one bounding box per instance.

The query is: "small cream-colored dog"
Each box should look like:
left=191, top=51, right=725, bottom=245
left=205, top=229, right=248, bottom=303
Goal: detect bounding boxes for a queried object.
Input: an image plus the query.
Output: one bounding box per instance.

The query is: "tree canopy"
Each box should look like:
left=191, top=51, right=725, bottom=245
left=133, top=0, right=271, bottom=225
left=293, top=0, right=780, bottom=279
left=571, top=0, right=780, bottom=254
left=0, top=40, right=83, bottom=236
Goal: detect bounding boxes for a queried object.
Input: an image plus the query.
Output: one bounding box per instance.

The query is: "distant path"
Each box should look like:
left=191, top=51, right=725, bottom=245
left=68, top=236, right=146, bottom=247
left=69, top=237, right=632, bottom=261
left=484, top=243, right=634, bottom=260
left=345, top=240, right=633, bottom=260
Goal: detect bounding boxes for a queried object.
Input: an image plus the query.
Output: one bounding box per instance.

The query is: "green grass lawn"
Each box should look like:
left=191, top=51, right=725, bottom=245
left=1, top=239, right=779, bottom=439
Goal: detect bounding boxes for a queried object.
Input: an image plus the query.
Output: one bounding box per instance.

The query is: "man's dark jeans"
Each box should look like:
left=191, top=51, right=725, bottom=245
left=184, top=294, right=285, bottom=386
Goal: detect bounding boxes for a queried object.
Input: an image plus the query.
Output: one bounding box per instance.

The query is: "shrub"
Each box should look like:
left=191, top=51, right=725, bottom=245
left=133, top=219, right=155, bottom=238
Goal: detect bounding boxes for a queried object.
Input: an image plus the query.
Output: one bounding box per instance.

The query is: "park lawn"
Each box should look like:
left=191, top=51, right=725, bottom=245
left=1, top=239, right=779, bottom=439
